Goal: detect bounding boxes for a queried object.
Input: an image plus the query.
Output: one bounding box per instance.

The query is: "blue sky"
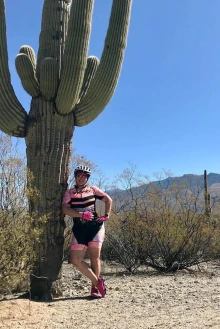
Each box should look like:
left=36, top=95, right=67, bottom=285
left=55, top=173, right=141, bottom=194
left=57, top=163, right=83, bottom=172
left=3, top=0, right=220, bottom=180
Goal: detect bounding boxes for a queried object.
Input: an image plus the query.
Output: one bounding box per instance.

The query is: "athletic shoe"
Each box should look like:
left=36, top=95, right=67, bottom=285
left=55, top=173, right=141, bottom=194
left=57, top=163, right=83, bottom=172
left=96, top=276, right=106, bottom=297
left=90, top=287, right=100, bottom=298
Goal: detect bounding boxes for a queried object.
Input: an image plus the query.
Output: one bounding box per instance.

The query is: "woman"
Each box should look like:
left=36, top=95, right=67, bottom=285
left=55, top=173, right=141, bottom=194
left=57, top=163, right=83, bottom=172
left=62, top=165, right=112, bottom=298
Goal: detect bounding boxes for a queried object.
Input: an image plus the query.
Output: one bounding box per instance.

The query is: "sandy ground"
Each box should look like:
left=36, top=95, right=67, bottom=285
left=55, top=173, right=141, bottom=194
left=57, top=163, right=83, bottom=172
left=0, top=262, right=220, bottom=329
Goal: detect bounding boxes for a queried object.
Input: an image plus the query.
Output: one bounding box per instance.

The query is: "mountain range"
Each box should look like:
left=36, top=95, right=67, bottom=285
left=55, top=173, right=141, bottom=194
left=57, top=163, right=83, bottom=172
left=150, top=172, right=220, bottom=191
left=109, top=172, right=220, bottom=211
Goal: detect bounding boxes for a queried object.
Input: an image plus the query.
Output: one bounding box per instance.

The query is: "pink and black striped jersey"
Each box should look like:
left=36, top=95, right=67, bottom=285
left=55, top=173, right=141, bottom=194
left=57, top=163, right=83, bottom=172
left=62, top=185, right=107, bottom=213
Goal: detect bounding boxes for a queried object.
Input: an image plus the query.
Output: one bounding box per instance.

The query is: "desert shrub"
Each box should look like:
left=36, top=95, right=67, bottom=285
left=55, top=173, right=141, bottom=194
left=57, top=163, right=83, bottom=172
left=0, top=133, right=45, bottom=293
left=141, top=210, right=219, bottom=272
left=208, top=213, right=220, bottom=261
left=101, top=233, right=121, bottom=264
left=106, top=165, right=220, bottom=273
left=104, top=213, right=148, bottom=273
left=140, top=181, right=220, bottom=272
left=0, top=211, right=46, bottom=293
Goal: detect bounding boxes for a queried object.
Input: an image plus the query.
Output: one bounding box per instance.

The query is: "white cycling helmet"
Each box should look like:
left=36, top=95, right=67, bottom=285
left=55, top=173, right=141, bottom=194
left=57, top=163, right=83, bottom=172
left=74, top=165, right=91, bottom=177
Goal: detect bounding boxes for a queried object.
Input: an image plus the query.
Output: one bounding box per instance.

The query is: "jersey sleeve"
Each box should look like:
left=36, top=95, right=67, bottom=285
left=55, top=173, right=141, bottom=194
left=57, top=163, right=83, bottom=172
left=91, top=186, right=108, bottom=200
left=62, top=190, right=71, bottom=204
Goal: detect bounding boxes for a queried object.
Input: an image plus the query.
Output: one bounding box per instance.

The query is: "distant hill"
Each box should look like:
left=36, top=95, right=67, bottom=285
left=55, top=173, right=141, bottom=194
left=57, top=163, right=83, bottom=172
left=152, top=173, right=220, bottom=205
left=149, top=173, right=220, bottom=190
left=109, top=173, right=220, bottom=211
left=110, top=173, right=220, bottom=193
left=161, top=173, right=220, bottom=188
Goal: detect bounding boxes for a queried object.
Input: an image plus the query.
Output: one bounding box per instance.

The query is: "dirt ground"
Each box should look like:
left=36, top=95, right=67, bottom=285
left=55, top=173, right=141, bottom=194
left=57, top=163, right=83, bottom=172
left=0, top=262, right=220, bottom=329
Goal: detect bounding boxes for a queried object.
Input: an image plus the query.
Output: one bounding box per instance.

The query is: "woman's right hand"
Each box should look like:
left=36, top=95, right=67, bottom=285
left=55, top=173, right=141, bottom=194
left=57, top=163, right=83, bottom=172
left=81, top=211, right=93, bottom=222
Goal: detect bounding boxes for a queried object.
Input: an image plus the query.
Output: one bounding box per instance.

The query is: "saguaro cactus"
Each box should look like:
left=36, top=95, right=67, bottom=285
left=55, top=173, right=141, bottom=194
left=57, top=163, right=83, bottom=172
left=204, top=170, right=211, bottom=220
left=0, top=0, right=132, bottom=300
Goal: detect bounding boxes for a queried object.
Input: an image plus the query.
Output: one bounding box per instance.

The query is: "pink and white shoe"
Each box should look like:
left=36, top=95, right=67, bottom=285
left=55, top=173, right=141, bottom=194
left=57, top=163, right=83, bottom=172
left=96, top=277, right=106, bottom=297
left=90, top=287, right=100, bottom=298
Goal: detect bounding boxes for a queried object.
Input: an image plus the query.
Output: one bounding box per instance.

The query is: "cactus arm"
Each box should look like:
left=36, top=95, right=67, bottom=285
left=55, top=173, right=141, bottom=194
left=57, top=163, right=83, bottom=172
left=40, top=58, right=59, bottom=101
left=78, top=56, right=99, bottom=102
left=36, top=0, right=71, bottom=79
left=0, top=0, right=27, bottom=137
left=56, top=0, right=94, bottom=114
left=73, top=0, right=132, bottom=127
left=16, top=45, right=40, bottom=97
left=19, top=45, right=37, bottom=67
left=15, top=54, right=40, bottom=97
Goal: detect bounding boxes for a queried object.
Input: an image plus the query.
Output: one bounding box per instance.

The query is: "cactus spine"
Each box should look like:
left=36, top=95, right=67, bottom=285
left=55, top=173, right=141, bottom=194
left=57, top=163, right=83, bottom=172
left=0, top=0, right=132, bottom=300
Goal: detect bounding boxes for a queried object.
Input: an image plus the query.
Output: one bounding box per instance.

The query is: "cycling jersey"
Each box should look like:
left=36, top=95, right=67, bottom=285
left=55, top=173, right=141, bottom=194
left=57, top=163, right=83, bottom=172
left=62, top=185, right=108, bottom=248
left=63, top=185, right=107, bottom=214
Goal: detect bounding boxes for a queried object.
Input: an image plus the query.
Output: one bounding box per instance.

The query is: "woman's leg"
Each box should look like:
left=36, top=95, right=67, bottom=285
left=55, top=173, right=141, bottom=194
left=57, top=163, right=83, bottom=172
left=88, top=247, right=101, bottom=288
left=87, top=225, right=105, bottom=288
left=88, top=245, right=106, bottom=297
left=70, top=232, right=99, bottom=287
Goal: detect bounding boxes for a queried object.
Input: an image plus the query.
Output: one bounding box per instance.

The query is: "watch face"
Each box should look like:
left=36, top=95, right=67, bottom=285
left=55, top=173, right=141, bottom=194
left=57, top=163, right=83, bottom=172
left=105, top=213, right=109, bottom=218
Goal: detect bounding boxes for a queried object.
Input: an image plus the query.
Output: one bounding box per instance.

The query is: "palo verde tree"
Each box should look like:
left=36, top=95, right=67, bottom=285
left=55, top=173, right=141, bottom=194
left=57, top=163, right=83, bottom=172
left=0, top=0, right=132, bottom=300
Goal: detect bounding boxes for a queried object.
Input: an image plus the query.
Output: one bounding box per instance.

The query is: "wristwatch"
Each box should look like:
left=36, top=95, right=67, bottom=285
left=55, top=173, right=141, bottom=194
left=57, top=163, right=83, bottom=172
left=104, top=213, right=109, bottom=218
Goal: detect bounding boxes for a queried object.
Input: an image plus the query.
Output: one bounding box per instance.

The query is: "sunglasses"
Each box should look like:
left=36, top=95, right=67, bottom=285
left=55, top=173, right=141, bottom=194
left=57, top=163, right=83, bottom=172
left=76, top=173, right=88, bottom=179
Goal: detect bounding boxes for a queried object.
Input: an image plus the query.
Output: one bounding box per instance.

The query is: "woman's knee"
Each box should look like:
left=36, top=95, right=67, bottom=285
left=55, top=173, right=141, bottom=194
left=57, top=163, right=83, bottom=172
left=70, top=250, right=85, bottom=266
left=70, top=256, right=81, bottom=266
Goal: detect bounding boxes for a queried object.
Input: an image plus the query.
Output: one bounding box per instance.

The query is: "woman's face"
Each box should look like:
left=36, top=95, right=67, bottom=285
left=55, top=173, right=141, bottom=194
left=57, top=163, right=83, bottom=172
left=75, top=171, right=88, bottom=186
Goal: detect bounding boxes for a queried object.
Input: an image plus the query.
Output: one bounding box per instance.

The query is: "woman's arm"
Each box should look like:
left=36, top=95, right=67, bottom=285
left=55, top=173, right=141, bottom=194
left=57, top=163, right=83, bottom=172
left=102, top=194, right=112, bottom=217
left=62, top=203, right=83, bottom=218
